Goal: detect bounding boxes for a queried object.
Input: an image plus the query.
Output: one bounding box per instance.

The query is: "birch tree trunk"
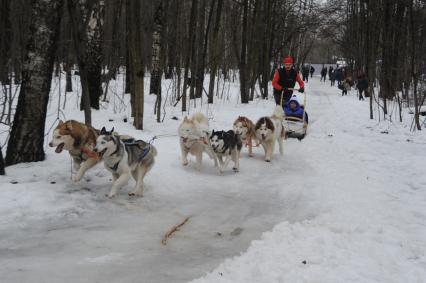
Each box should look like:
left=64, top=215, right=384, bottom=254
left=5, top=0, right=63, bottom=165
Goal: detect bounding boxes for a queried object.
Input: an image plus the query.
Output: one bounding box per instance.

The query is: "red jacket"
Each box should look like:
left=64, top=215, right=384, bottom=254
left=272, top=68, right=304, bottom=91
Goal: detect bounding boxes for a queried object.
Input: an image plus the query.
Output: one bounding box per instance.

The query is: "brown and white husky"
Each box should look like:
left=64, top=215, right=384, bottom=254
left=254, top=106, right=285, bottom=162
left=233, top=116, right=257, bottom=157
left=49, top=120, right=100, bottom=181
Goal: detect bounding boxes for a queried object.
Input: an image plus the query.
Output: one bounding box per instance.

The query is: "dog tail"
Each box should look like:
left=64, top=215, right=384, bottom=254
left=272, top=105, right=284, bottom=118
left=192, top=112, right=209, bottom=126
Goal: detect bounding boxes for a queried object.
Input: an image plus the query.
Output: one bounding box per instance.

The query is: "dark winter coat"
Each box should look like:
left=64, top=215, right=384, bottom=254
left=357, top=76, right=368, bottom=91
left=335, top=69, right=344, bottom=81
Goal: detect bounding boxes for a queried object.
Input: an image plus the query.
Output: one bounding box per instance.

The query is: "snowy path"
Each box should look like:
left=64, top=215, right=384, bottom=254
left=192, top=80, right=426, bottom=282
left=1, top=78, right=426, bottom=283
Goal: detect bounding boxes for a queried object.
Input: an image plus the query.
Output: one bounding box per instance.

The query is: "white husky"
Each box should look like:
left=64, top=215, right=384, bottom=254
left=178, top=113, right=217, bottom=170
left=254, top=106, right=285, bottom=162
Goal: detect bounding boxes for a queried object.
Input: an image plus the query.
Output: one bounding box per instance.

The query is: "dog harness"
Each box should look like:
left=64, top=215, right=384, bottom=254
left=182, top=136, right=208, bottom=150
left=81, top=147, right=100, bottom=160
left=109, top=142, right=152, bottom=172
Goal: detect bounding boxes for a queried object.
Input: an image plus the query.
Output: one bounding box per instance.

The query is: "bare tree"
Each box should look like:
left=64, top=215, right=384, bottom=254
left=127, top=0, right=144, bottom=129
left=5, top=0, right=64, bottom=165
left=0, top=0, right=11, bottom=84
left=0, top=145, right=5, bottom=175
left=207, top=0, right=223, bottom=104
left=67, top=0, right=92, bottom=125
left=150, top=0, right=166, bottom=122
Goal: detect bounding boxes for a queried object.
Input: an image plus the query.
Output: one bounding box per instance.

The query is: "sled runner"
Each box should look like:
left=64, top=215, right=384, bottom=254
left=283, top=116, right=307, bottom=140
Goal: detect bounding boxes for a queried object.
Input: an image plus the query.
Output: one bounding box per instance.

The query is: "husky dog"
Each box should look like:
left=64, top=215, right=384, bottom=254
left=49, top=120, right=101, bottom=182
left=255, top=106, right=285, bottom=162
left=178, top=113, right=217, bottom=170
left=94, top=127, right=157, bottom=198
left=233, top=116, right=257, bottom=157
left=209, top=130, right=242, bottom=173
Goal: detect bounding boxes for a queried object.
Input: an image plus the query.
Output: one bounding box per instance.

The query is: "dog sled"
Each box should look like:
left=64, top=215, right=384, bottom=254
left=281, top=91, right=308, bottom=140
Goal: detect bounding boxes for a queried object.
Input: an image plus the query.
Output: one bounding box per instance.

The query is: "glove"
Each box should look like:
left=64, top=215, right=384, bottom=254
left=298, top=88, right=305, bottom=93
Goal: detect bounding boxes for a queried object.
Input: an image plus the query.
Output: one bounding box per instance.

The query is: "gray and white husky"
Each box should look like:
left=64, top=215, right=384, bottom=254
left=94, top=127, right=157, bottom=198
left=209, top=130, right=242, bottom=173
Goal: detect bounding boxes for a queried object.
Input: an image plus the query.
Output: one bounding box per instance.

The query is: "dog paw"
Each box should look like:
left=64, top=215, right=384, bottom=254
left=128, top=191, right=143, bottom=197
left=232, top=167, right=239, bottom=172
left=265, top=159, right=271, bottom=162
left=182, top=160, right=189, bottom=166
left=248, top=154, right=254, bottom=157
left=106, top=193, right=116, bottom=198
left=72, top=175, right=82, bottom=182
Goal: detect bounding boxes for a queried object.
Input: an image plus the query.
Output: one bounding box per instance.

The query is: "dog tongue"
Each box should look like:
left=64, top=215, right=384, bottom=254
left=55, top=143, right=64, bottom=153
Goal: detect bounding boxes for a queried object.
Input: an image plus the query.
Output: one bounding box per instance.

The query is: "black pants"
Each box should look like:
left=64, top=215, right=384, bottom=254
left=358, top=89, right=365, bottom=100
left=273, top=90, right=292, bottom=106
left=302, top=74, right=309, bottom=82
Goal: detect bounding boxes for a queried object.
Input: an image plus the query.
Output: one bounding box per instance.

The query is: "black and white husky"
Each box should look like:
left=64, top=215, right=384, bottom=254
left=209, top=130, right=242, bottom=173
left=94, top=127, right=157, bottom=198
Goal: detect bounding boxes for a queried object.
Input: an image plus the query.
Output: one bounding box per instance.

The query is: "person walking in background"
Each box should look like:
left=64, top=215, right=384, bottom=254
left=302, top=65, right=310, bottom=82
left=356, top=71, right=368, bottom=101
left=310, top=65, right=315, bottom=78
left=328, top=66, right=334, bottom=80
left=335, top=68, right=344, bottom=87
left=320, top=67, right=327, bottom=82
left=330, top=69, right=336, bottom=86
left=341, top=77, right=351, bottom=96
left=272, top=56, right=305, bottom=106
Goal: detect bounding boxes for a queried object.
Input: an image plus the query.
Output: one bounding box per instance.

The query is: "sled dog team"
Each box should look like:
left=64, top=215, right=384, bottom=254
left=48, top=106, right=285, bottom=197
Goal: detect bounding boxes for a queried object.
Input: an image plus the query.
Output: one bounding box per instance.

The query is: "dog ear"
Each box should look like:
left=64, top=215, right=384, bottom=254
left=110, top=127, right=114, bottom=135
left=58, top=120, right=64, bottom=125
left=66, top=121, right=73, bottom=131
left=100, top=127, right=107, bottom=135
left=183, top=116, right=188, bottom=122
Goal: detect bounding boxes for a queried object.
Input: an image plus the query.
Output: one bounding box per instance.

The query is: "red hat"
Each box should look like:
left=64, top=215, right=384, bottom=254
left=283, top=56, right=293, bottom=65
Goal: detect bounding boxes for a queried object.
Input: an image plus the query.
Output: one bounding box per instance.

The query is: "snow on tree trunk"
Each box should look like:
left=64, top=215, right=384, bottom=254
left=5, top=0, right=63, bottom=166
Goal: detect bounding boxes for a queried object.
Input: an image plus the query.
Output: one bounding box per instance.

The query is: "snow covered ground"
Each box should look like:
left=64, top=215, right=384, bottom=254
left=1, top=74, right=425, bottom=283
